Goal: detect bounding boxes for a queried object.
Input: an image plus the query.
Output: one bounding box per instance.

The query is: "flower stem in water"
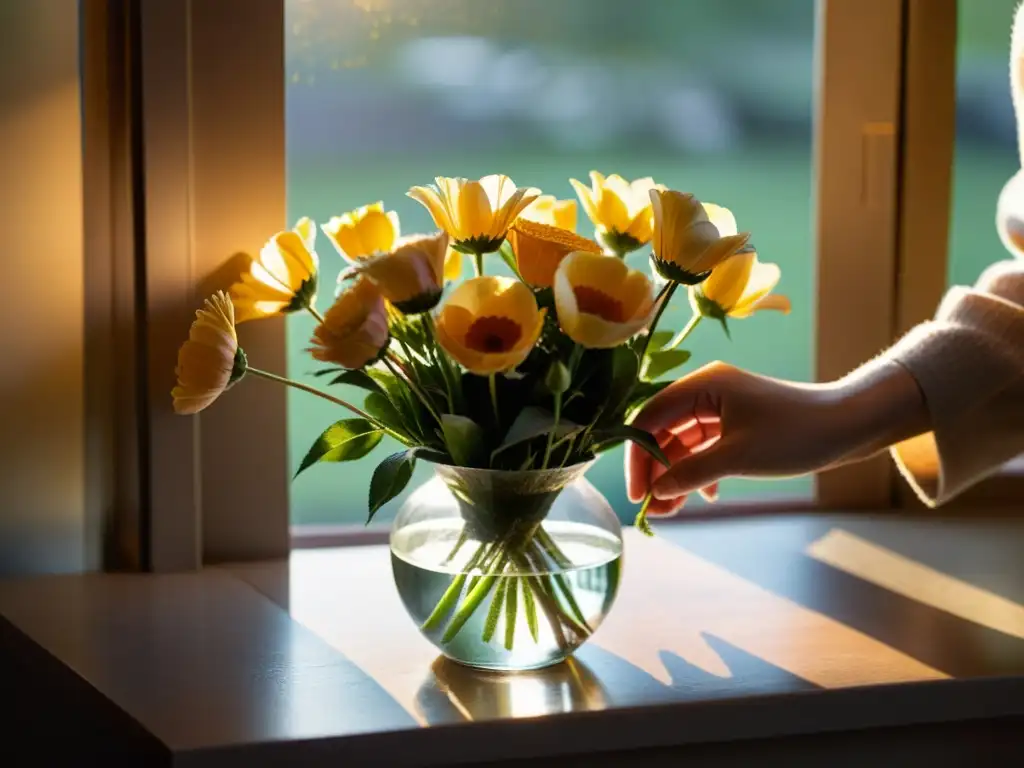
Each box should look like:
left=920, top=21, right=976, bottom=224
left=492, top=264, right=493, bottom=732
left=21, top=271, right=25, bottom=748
left=504, top=578, right=519, bottom=650
left=421, top=541, right=488, bottom=631
left=442, top=552, right=509, bottom=643
left=482, top=576, right=508, bottom=643
left=523, top=579, right=540, bottom=642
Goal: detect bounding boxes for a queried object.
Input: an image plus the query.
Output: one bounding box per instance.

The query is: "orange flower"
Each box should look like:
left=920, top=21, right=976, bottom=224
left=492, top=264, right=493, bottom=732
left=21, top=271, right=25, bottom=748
left=507, top=219, right=602, bottom=288
left=308, top=278, right=390, bottom=369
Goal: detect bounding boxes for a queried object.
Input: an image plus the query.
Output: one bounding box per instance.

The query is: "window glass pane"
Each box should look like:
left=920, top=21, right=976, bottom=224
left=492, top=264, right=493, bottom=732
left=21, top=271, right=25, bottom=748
left=951, top=0, right=1018, bottom=287
left=285, top=0, right=817, bottom=526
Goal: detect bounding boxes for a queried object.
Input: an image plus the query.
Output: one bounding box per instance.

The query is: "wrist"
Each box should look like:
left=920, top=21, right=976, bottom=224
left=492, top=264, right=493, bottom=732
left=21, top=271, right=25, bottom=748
left=825, top=358, right=931, bottom=464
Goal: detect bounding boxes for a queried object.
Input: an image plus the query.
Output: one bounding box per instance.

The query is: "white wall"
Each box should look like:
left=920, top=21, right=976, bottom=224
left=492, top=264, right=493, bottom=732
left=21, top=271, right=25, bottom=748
left=0, top=1, right=91, bottom=575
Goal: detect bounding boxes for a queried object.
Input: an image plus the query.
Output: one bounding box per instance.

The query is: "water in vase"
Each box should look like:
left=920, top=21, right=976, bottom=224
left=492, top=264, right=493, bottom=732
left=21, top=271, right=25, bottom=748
left=391, top=519, right=622, bottom=671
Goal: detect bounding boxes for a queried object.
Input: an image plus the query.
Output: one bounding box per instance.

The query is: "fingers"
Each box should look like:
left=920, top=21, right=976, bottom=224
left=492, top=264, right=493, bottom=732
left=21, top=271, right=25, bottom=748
left=646, top=493, right=688, bottom=517
left=652, top=440, right=736, bottom=499
left=626, top=402, right=723, bottom=504
left=631, top=363, right=730, bottom=437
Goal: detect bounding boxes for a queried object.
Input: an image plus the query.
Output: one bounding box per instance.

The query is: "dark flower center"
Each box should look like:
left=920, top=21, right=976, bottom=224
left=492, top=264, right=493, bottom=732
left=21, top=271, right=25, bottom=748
left=573, top=285, right=625, bottom=322
left=465, top=315, right=522, bottom=353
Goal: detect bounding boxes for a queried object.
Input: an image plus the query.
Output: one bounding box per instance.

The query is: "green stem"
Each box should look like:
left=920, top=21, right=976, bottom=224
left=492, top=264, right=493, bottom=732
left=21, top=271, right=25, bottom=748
left=531, top=535, right=592, bottom=633
left=442, top=529, right=469, bottom=565
left=665, top=312, right=702, bottom=351
left=247, top=367, right=403, bottom=440
left=558, top=433, right=577, bottom=468
left=482, top=577, right=508, bottom=643
left=541, top=392, right=562, bottom=470
left=423, top=313, right=456, bottom=410
left=442, top=552, right=509, bottom=643
left=488, top=373, right=500, bottom=428
left=473, top=252, right=484, bottom=277
left=522, top=578, right=539, bottom=642
left=504, top=577, right=519, bottom=650
left=384, top=354, right=442, bottom=426
left=634, top=492, right=656, bottom=537
left=421, top=542, right=489, bottom=631
left=568, top=343, right=585, bottom=377
left=306, top=305, right=326, bottom=325
left=639, top=282, right=679, bottom=361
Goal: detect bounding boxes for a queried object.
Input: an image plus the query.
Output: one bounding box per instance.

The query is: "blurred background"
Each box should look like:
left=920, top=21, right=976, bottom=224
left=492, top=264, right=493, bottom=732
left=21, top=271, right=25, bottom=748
left=284, top=0, right=1018, bottom=526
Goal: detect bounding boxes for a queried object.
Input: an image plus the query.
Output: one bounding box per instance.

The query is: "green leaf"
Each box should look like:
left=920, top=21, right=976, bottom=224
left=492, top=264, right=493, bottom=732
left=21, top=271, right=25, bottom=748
left=365, top=391, right=409, bottom=434
left=295, top=419, right=383, bottom=478
left=491, top=406, right=581, bottom=460
left=642, top=349, right=692, bottom=382
left=625, top=379, right=673, bottom=421
left=311, top=367, right=345, bottom=378
left=590, top=424, right=670, bottom=467
left=441, top=414, right=485, bottom=466
left=365, top=366, right=403, bottom=400
left=601, top=345, right=640, bottom=423
left=329, top=368, right=385, bottom=394
left=497, top=240, right=522, bottom=279
left=368, top=449, right=418, bottom=522
left=645, top=330, right=675, bottom=353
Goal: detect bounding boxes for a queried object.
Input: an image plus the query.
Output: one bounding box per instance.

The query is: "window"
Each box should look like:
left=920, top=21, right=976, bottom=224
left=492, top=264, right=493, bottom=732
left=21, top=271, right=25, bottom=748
left=120, top=0, right=977, bottom=567
left=950, top=0, right=1019, bottom=287
left=285, top=0, right=824, bottom=527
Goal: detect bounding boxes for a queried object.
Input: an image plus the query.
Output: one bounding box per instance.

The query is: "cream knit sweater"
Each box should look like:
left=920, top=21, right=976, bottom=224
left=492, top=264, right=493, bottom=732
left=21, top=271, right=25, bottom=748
left=884, top=259, right=1024, bottom=506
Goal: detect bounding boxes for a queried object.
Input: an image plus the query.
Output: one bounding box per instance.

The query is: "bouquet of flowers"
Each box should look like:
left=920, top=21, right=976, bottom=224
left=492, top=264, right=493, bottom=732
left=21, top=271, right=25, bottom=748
left=173, top=173, right=788, bottom=663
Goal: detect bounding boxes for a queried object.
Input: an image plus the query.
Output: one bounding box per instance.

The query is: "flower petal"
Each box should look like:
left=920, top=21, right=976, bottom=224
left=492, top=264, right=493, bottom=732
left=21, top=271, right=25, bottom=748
left=570, top=178, right=599, bottom=226
left=456, top=180, right=493, bottom=239
left=732, top=292, right=792, bottom=318
left=408, top=185, right=454, bottom=232
left=703, top=251, right=756, bottom=311
left=703, top=203, right=738, bottom=237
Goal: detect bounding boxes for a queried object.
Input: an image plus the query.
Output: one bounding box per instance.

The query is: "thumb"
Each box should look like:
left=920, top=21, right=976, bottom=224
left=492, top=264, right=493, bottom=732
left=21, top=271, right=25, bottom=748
left=651, top=441, right=737, bottom=499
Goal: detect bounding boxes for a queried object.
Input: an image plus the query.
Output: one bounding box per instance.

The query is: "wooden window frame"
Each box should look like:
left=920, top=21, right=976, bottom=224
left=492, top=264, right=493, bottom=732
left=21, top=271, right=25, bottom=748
left=84, top=0, right=1019, bottom=567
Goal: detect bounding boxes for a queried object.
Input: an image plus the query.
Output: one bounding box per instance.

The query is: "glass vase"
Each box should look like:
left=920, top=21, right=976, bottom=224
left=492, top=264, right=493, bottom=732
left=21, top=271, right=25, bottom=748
left=390, top=461, right=623, bottom=672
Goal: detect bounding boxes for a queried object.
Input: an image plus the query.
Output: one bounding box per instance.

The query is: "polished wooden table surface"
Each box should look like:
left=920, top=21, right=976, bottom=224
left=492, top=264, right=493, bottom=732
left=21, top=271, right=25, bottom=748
left=3, top=514, right=1024, bottom=766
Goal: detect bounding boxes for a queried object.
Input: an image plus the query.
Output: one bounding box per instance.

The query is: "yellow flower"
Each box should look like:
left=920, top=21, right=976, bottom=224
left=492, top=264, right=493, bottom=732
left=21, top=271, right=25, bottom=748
left=650, top=189, right=751, bottom=285
left=507, top=218, right=602, bottom=289
left=230, top=229, right=319, bottom=322
left=519, top=195, right=577, bottom=232
left=435, top=276, right=546, bottom=375
left=308, top=277, right=390, bottom=369
left=354, top=231, right=450, bottom=314
left=171, top=292, right=245, bottom=415
left=553, top=251, right=656, bottom=348
left=691, top=248, right=791, bottom=321
left=570, top=172, right=660, bottom=255
left=444, top=246, right=463, bottom=282
left=321, top=202, right=400, bottom=262
left=293, top=216, right=318, bottom=252
left=408, top=174, right=540, bottom=255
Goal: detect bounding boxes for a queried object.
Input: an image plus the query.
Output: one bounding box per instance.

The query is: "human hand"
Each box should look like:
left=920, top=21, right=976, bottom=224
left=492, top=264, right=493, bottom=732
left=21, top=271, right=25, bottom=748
left=625, top=360, right=929, bottom=516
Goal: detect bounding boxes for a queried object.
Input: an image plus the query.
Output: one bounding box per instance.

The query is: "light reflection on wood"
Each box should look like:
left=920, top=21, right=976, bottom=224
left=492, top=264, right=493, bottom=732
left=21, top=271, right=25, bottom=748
left=286, top=547, right=439, bottom=725
left=592, top=531, right=948, bottom=687
left=807, top=528, right=1024, bottom=640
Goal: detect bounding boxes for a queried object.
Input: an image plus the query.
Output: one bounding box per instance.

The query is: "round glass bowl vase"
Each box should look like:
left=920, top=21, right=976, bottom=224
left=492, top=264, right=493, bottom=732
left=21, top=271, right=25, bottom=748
left=390, top=461, right=622, bottom=671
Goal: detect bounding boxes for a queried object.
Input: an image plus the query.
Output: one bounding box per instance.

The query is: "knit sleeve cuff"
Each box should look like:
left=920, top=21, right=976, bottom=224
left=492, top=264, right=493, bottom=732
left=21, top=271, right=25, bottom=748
left=882, top=288, right=1024, bottom=506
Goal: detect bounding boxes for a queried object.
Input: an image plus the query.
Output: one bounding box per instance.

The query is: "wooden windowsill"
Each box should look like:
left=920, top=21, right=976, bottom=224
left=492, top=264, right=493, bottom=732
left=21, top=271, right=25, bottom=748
left=3, top=513, right=1023, bottom=765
